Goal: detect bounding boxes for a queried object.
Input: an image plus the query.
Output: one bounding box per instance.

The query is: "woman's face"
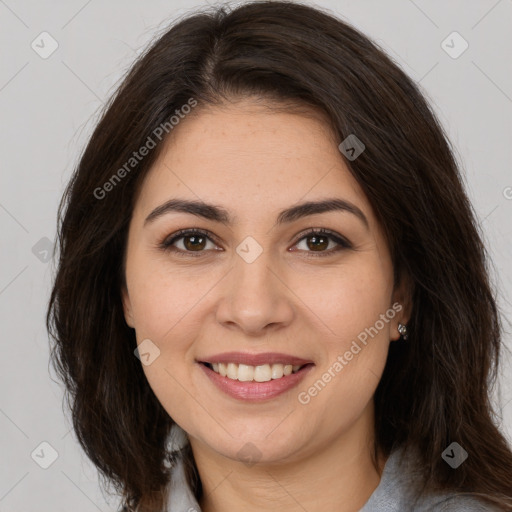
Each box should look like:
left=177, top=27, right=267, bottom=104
left=122, top=98, right=407, bottom=465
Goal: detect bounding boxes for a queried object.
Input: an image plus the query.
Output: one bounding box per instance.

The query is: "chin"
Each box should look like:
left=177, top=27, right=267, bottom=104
left=200, top=425, right=306, bottom=465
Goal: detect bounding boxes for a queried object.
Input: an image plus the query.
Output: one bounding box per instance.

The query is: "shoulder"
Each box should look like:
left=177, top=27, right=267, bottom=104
left=422, top=493, right=502, bottom=512
left=361, top=446, right=503, bottom=512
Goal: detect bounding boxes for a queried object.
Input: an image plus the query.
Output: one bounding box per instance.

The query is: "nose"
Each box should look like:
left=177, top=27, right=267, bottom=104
left=215, top=244, right=294, bottom=337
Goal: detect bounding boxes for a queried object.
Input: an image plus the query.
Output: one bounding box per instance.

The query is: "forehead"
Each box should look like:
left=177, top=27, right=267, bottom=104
left=134, top=99, right=373, bottom=226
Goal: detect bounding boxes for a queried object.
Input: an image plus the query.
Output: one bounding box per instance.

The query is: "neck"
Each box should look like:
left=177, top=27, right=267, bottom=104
left=190, top=403, right=386, bottom=512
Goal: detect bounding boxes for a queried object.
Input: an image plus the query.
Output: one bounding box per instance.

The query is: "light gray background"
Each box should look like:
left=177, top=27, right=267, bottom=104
left=1, top=0, right=511, bottom=510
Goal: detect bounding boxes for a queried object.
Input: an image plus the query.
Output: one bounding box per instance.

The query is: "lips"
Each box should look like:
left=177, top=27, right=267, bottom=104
left=197, top=352, right=315, bottom=402
left=198, top=351, right=314, bottom=367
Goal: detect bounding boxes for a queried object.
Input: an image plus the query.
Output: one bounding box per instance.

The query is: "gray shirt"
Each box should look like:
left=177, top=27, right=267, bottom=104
left=359, top=446, right=500, bottom=511
left=164, top=445, right=500, bottom=511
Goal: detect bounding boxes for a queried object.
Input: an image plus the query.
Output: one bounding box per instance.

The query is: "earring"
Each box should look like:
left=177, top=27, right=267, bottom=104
left=397, top=323, right=408, bottom=340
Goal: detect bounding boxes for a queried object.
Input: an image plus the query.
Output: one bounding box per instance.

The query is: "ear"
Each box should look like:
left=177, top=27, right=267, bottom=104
left=390, top=271, right=413, bottom=341
left=121, top=284, right=135, bottom=329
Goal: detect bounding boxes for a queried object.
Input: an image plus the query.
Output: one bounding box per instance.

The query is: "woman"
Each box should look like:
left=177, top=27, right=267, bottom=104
left=46, top=1, right=512, bottom=510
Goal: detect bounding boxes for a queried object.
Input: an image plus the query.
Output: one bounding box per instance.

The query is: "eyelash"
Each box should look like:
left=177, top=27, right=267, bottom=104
left=158, top=228, right=352, bottom=258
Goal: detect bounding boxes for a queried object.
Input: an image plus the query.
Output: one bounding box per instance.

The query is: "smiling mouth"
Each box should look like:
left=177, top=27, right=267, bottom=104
left=200, top=362, right=312, bottom=382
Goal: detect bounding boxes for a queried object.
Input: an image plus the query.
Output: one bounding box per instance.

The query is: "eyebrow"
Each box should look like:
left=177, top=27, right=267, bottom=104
left=144, top=197, right=369, bottom=230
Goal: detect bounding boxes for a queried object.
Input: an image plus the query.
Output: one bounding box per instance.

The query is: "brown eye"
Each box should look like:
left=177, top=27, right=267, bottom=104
left=181, top=234, right=207, bottom=251
left=159, top=229, right=218, bottom=256
left=304, top=233, right=330, bottom=251
left=292, top=228, right=351, bottom=257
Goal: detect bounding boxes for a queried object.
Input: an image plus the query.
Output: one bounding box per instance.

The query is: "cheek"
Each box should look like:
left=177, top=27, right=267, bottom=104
left=298, top=313, right=391, bottom=433
left=129, top=268, right=199, bottom=418
left=127, top=257, right=201, bottom=342
left=140, top=361, right=198, bottom=429
left=127, top=269, right=199, bottom=414
left=303, top=260, right=393, bottom=344
left=296, top=261, right=393, bottom=404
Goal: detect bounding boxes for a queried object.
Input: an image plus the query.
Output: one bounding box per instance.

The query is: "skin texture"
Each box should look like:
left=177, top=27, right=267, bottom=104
left=122, top=98, right=410, bottom=512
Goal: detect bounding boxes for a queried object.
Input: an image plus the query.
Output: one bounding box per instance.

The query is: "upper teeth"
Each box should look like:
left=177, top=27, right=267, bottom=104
left=210, top=363, right=302, bottom=382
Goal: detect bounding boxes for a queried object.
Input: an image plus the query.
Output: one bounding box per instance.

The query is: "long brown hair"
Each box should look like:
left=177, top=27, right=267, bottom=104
left=46, top=1, right=512, bottom=510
